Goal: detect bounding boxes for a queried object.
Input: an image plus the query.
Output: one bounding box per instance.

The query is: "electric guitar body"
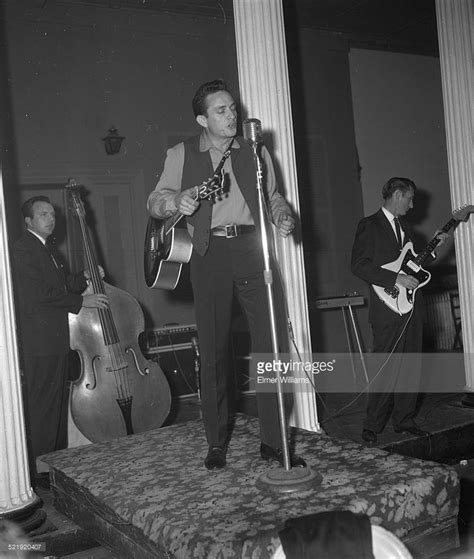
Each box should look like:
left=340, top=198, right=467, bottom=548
left=372, top=242, right=430, bottom=315
left=372, top=204, right=473, bottom=315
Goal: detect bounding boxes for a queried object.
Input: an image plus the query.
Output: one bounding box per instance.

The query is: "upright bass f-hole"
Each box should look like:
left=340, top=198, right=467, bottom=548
left=66, top=178, right=171, bottom=443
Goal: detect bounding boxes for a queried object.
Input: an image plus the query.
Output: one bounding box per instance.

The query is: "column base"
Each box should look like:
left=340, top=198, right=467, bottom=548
left=2, top=495, right=47, bottom=534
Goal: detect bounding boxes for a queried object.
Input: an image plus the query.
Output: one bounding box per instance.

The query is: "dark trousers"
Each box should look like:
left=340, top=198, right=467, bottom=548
left=364, top=302, right=424, bottom=433
left=190, top=232, right=282, bottom=449
left=22, top=354, right=69, bottom=476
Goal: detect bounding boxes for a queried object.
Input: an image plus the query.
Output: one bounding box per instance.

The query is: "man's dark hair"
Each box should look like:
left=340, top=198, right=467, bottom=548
left=382, top=177, right=417, bottom=200
left=21, top=196, right=51, bottom=219
left=192, top=79, right=229, bottom=117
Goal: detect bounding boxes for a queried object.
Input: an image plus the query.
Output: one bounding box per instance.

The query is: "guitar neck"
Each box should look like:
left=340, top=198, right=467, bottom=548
left=162, top=181, right=207, bottom=235
left=161, top=151, right=231, bottom=237
left=164, top=212, right=185, bottom=236
left=416, top=217, right=457, bottom=265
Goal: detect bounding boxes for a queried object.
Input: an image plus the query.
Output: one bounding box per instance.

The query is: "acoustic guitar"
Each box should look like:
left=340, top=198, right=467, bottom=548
left=372, top=204, right=473, bottom=315
left=144, top=150, right=231, bottom=290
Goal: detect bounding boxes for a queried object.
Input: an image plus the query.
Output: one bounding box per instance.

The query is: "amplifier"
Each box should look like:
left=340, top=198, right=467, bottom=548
left=142, top=324, right=252, bottom=396
left=143, top=323, right=197, bottom=353
left=142, top=324, right=199, bottom=398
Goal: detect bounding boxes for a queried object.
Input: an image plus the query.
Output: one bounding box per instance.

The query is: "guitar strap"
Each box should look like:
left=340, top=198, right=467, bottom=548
left=212, top=138, right=234, bottom=178
left=192, top=138, right=233, bottom=202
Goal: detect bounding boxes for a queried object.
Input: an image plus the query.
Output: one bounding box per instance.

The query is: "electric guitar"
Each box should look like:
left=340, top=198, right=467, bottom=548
left=144, top=156, right=231, bottom=290
left=372, top=204, right=473, bottom=315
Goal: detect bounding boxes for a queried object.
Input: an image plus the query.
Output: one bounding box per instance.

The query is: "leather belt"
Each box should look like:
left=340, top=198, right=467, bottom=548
left=211, top=225, right=256, bottom=238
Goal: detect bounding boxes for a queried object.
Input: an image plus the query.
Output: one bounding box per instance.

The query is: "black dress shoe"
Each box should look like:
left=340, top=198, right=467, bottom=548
left=394, top=424, right=430, bottom=437
left=204, top=446, right=226, bottom=470
left=260, top=443, right=307, bottom=468
left=362, top=429, right=377, bottom=444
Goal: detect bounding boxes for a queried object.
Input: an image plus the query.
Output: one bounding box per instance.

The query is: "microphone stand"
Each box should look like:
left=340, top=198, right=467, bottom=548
left=191, top=336, right=202, bottom=419
left=250, top=140, right=320, bottom=493
left=252, top=142, right=292, bottom=470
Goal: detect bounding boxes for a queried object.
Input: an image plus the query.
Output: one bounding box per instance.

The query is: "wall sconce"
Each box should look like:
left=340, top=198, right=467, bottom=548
left=102, top=126, right=125, bottom=155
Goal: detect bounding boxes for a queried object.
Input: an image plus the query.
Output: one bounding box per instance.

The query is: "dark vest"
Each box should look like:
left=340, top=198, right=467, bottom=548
left=182, top=135, right=260, bottom=256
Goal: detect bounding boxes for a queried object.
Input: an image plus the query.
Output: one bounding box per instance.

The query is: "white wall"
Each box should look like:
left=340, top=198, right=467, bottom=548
left=349, top=49, right=455, bottom=265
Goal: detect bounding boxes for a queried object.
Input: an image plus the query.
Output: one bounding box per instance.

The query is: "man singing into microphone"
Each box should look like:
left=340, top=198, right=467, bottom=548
left=147, top=78, right=304, bottom=470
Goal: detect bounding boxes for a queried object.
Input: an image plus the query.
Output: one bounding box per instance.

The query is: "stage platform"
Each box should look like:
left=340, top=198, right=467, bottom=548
left=42, top=414, right=460, bottom=558
left=316, top=392, right=474, bottom=464
left=166, top=391, right=474, bottom=464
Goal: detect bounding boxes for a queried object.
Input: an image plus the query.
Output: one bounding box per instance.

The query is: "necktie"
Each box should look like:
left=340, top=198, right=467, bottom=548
left=45, top=242, right=67, bottom=292
left=45, top=241, right=62, bottom=270
left=394, top=217, right=402, bottom=249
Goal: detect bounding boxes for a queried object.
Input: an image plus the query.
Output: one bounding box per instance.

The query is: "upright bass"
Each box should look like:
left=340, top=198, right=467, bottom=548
left=66, top=179, right=171, bottom=443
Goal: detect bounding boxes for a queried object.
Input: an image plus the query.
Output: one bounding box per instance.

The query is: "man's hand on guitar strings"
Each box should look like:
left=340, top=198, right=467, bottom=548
left=174, top=188, right=200, bottom=216
left=434, top=230, right=449, bottom=247
left=84, top=265, right=105, bottom=281
left=396, top=273, right=419, bottom=290
left=82, top=293, right=109, bottom=309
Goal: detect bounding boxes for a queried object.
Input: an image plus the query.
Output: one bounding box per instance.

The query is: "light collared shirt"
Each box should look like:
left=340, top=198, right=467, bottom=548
left=147, top=131, right=291, bottom=230
left=27, top=229, right=63, bottom=271
left=381, top=206, right=405, bottom=245
left=27, top=229, right=47, bottom=245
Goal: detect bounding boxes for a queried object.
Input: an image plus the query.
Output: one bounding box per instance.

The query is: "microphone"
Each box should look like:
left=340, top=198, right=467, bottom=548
left=191, top=336, right=200, bottom=358
left=242, top=118, right=263, bottom=146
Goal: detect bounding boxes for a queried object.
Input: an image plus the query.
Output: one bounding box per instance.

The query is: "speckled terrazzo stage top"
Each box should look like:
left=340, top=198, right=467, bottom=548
left=42, top=415, right=460, bottom=558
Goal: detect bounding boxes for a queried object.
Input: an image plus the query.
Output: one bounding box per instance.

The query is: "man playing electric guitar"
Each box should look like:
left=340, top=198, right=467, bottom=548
left=351, top=177, right=448, bottom=444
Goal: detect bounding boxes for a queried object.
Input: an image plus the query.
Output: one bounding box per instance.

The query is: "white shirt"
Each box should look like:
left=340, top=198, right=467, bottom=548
left=381, top=207, right=405, bottom=245
left=27, top=228, right=47, bottom=245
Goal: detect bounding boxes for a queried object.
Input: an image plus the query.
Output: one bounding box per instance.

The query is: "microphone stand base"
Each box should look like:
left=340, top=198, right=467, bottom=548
left=256, top=466, right=321, bottom=494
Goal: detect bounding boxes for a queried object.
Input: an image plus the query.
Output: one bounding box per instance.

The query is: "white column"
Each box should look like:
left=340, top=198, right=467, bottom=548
left=233, top=0, right=320, bottom=431
left=0, top=170, right=44, bottom=526
left=435, top=0, right=474, bottom=389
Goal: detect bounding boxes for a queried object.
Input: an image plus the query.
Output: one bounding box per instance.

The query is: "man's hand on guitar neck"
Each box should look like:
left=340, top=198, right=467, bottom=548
left=396, top=273, right=419, bottom=290
left=434, top=230, right=449, bottom=247
left=174, top=187, right=200, bottom=216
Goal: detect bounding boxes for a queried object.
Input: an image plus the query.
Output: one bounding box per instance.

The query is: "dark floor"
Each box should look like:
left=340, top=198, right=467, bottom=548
left=27, top=391, right=474, bottom=558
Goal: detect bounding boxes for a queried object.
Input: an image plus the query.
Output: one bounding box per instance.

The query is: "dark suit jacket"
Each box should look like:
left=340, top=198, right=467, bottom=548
left=351, top=208, right=414, bottom=325
left=13, top=230, right=86, bottom=356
